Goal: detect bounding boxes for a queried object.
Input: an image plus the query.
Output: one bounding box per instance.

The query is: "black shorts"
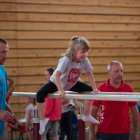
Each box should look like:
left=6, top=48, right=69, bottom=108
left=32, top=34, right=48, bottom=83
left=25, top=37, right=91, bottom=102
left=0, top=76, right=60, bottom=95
left=37, top=81, right=92, bottom=103
left=96, top=132, right=129, bottom=140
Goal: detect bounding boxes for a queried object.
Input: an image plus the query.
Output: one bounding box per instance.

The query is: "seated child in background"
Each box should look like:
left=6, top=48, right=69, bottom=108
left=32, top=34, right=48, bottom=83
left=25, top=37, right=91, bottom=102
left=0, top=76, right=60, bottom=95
left=24, top=97, right=34, bottom=140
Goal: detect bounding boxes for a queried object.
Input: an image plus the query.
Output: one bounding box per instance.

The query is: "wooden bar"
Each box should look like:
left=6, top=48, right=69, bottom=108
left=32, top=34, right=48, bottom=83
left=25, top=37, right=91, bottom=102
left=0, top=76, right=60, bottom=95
left=12, top=91, right=140, bottom=101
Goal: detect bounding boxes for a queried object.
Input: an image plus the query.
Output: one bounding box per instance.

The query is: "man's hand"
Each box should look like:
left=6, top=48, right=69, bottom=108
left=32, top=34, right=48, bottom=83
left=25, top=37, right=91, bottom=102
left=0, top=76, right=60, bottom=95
left=13, top=114, right=19, bottom=128
left=89, top=132, right=97, bottom=140
left=0, top=110, right=14, bottom=122
left=131, top=133, right=139, bottom=140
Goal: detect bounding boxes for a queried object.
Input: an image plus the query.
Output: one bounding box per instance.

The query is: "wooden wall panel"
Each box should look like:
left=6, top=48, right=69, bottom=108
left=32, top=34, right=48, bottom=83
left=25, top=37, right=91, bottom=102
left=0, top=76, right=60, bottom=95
left=0, top=22, right=16, bottom=30
left=17, top=57, right=140, bottom=67
left=17, top=31, right=140, bottom=40
left=8, top=49, right=17, bottom=57
left=18, top=81, right=140, bottom=93
left=16, top=22, right=140, bottom=31
left=16, top=13, right=140, bottom=23
left=17, top=48, right=140, bottom=57
left=0, top=13, right=16, bottom=21
left=10, top=104, right=19, bottom=112
left=0, top=0, right=16, bottom=2
left=16, top=4, right=140, bottom=15
left=16, top=65, right=140, bottom=76
left=3, top=59, right=17, bottom=67
left=6, top=67, right=17, bottom=76
left=17, top=40, right=140, bottom=49
left=15, top=0, right=140, bottom=7
left=0, top=3, right=16, bottom=11
left=7, top=40, right=17, bottom=48
left=0, top=31, right=16, bottom=39
left=18, top=85, right=42, bottom=92
left=14, top=73, right=140, bottom=85
left=9, top=95, right=19, bottom=104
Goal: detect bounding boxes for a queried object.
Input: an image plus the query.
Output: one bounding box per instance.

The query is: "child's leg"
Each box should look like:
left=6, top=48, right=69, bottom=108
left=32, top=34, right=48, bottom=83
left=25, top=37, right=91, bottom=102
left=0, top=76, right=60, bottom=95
left=41, top=138, right=46, bottom=140
left=51, top=121, right=59, bottom=140
left=37, top=103, right=49, bottom=134
left=82, top=100, right=99, bottom=124
left=53, top=136, right=59, bottom=140
left=28, top=131, right=31, bottom=140
left=37, top=81, right=58, bottom=134
left=41, top=121, right=51, bottom=140
left=69, top=81, right=99, bottom=124
left=84, top=100, right=92, bottom=115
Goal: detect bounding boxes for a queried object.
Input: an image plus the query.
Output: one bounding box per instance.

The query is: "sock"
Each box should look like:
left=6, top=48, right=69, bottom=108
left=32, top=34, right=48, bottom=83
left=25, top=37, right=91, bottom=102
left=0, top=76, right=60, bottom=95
left=39, top=118, right=49, bottom=134
left=82, top=115, right=100, bottom=124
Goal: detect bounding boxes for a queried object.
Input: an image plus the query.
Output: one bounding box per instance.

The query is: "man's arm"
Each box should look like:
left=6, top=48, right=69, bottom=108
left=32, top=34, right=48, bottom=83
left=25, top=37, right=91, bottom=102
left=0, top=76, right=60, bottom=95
left=0, top=110, right=14, bottom=122
left=5, top=102, right=13, bottom=114
left=89, top=105, right=99, bottom=140
left=130, top=105, right=139, bottom=140
left=5, top=103, right=19, bottom=128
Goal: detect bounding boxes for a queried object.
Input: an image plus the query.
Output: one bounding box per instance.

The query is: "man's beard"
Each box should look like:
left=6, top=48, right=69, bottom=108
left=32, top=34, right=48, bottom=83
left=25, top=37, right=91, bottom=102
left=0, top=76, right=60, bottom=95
left=0, top=58, right=6, bottom=65
left=114, top=76, right=122, bottom=83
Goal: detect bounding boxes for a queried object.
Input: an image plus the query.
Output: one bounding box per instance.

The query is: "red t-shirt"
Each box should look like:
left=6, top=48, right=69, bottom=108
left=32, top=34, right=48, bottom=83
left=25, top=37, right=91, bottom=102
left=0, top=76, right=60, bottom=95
left=92, top=79, right=137, bottom=134
left=45, top=98, right=62, bottom=121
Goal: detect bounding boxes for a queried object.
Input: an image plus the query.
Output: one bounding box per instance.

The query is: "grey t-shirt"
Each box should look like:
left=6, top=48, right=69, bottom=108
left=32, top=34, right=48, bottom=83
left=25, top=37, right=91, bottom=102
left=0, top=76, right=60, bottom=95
left=25, top=104, right=34, bottom=121
left=50, top=56, right=93, bottom=91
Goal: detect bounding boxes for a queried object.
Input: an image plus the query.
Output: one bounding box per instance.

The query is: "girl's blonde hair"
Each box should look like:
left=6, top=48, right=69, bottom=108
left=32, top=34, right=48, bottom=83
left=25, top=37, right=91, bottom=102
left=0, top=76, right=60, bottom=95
left=63, top=36, right=89, bottom=58
left=7, top=78, right=15, bottom=94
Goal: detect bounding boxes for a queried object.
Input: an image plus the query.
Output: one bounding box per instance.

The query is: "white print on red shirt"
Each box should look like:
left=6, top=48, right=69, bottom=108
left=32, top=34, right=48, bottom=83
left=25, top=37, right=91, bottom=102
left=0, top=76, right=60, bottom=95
left=67, top=68, right=81, bottom=83
left=99, top=105, right=105, bottom=125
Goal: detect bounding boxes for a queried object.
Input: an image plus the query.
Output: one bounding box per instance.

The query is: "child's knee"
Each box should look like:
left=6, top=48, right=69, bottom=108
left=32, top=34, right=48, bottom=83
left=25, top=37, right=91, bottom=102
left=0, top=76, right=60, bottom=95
left=36, top=91, right=44, bottom=103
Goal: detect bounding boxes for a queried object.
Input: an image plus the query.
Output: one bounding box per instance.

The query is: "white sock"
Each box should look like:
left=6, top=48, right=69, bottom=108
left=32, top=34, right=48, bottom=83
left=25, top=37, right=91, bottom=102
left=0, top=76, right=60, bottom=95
left=82, top=115, right=100, bottom=124
left=39, top=118, right=49, bottom=134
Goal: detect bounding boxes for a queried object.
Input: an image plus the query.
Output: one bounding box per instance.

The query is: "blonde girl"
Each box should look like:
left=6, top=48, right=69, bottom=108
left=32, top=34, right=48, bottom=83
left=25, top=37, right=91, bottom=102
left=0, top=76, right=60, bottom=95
left=36, top=36, right=99, bottom=135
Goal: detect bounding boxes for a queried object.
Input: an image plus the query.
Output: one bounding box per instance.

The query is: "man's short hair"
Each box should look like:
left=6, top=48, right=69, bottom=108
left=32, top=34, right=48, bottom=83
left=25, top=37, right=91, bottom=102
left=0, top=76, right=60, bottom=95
left=0, top=38, right=8, bottom=45
left=108, top=61, right=123, bottom=71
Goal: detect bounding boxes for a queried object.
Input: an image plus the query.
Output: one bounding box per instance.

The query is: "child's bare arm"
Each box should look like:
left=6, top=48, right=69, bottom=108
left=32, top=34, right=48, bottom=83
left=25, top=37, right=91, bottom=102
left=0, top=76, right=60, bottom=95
left=61, top=99, right=70, bottom=105
left=26, top=110, right=31, bottom=131
left=86, top=71, right=98, bottom=94
left=55, top=71, right=66, bottom=98
left=55, top=71, right=63, bottom=92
